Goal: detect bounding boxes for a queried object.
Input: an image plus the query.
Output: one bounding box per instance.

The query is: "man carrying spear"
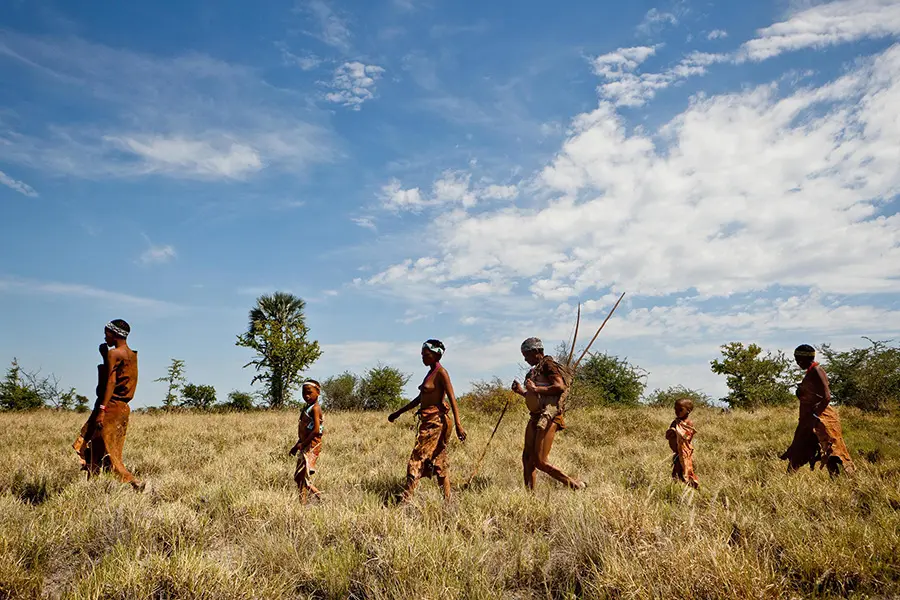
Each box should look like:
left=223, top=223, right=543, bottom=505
left=513, top=337, right=586, bottom=491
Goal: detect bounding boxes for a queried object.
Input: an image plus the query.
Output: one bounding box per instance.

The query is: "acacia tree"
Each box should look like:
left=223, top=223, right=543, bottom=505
left=154, top=358, right=186, bottom=411
left=0, top=359, right=43, bottom=411
left=235, top=292, right=322, bottom=409
left=710, top=342, right=797, bottom=409
left=180, top=383, right=217, bottom=411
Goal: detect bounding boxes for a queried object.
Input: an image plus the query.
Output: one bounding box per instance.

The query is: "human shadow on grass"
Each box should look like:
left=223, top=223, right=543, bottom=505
left=360, top=474, right=407, bottom=507
left=361, top=473, right=494, bottom=507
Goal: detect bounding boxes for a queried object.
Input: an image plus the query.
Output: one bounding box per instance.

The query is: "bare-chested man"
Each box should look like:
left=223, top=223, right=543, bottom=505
left=512, top=337, right=585, bottom=491
left=73, top=319, right=145, bottom=491
left=780, top=344, right=854, bottom=477
left=388, top=339, right=467, bottom=502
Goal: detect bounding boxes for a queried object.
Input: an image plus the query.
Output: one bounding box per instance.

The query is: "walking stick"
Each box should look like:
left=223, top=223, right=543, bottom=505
left=573, top=292, right=626, bottom=370
left=464, top=396, right=511, bottom=487
left=464, top=292, right=626, bottom=487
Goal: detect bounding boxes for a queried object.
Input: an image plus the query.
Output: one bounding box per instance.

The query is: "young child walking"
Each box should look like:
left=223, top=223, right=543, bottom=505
left=665, top=398, right=699, bottom=489
left=289, top=380, right=324, bottom=503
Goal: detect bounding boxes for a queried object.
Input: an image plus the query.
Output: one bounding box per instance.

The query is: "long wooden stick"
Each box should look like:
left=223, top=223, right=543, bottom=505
left=566, top=303, right=581, bottom=367
left=465, top=396, right=511, bottom=486
left=573, top=292, right=626, bottom=369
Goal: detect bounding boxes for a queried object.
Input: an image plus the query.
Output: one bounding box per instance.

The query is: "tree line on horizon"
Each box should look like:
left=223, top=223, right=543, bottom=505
left=3, top=292, right=899, bottom=413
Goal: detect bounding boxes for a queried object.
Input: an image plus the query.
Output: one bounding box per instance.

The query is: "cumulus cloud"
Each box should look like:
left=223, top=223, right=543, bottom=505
left=593, top=49, right=727, bottom=107
left=0, top=170, right=38, bottom=197
left=369, top=44, right=900, bottom=313
left=324, top=61, right=385, bottom=109
left=380, top=179, right=425, bottom=211
left=739, top=0, right=900, bottom=61
left=378, top=172, right=520, bottom=211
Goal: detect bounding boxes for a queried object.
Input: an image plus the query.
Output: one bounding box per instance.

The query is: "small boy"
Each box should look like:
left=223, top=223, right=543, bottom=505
left=289, top=380, right=324, bottom=503
left=665, top=398, right=699, bottom=489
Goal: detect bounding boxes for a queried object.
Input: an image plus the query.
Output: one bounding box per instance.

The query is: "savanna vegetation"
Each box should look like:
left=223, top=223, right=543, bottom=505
left=3, top=292, right=899, bottom=598
left=2, top=405, right=899, bottom=599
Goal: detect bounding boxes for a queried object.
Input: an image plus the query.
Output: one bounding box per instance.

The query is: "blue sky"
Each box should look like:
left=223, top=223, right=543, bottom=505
left=2, top=0, right=899, bottom=407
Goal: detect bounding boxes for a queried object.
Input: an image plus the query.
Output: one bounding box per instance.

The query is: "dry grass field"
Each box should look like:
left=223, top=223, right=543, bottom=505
left=1, top=405, right=899, bottom=599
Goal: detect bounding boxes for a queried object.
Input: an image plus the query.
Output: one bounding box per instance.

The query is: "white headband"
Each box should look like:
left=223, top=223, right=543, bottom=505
left=105, top=322, right=129, bottom=339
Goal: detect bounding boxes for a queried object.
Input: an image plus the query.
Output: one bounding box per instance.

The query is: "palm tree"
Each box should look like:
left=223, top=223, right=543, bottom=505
left=237, top=292, right=322, bottom=408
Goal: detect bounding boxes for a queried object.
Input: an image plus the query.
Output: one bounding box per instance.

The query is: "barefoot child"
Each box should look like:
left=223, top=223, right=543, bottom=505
left=666, top=398, right=699, bottom=489
left=289, top=380, right=324, bottom=503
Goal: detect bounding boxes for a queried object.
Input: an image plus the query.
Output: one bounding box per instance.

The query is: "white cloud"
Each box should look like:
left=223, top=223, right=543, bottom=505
left=0, top=31, right=334, bottom=181
left=275, top=42, right=321, bottom=71
left=302, top=0, right=352, bottom=52
left=139, top=244, right=177, bottom=265
left=0, top=170, right=38, bottom=197
left=637, top=8, right=680, bottom=36
left=352, top=216, right=377, bottom=230
left=481, top=184, right=519, bottom=200
left=379, top=172, right=521, bottom=212
left=0, top=277, right=178, bottom=311
left=379, top=179, right=425, bottom=211
left=707, top=29, right=728, bottom=40
left=739, top=0, right=900, bottom=61
left=591, top=46, right=658, bottom=79
left=324, top=61, right=385, bottom=109
left=106, top=136, right=263, bottom=180
left=433, top=170, right=476, bottom=207
left=367, top=43, right=900, bottom=314
left=593, top=50, right=727, bottom=107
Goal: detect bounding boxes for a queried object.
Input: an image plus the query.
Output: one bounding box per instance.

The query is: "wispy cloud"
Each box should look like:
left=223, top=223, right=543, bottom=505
left=324, top=61, right=385, bottom=109
left=275, top=42, right=321, bottom=71
left=352, top=216, right=377, bottom=230
left=739, top=0, right=900, bottom=61
left=636, top=7, right=682, bottom=36
left=301, top=0, right=352, bottom=52
left=0, top=169, right=38, bottom=197
left=591, top=46, right=726, bottom=107
left=139, top=244, right=177, bottom=265
left=0, top=31, right=334, bottom=181
left=707, top=29, right=728, bottom=40
left=0, top=277, right=178, bottom=311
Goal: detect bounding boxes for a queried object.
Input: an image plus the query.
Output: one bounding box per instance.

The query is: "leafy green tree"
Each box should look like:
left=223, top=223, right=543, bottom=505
left=710, top=342, right=796, bottom=409
left=359, top=365, right=410, bottom=411
left=821, top=338, right=900, bottom=412
left=73, top=393, right=90, bottom=413
left=180, top=383, right=217, bottom=411
left=0, top=359, right=44, bottom=411
left=221, top=390, right=255, bottom=412
left=571, top=352, right=647, bottom=407
left=321, top=371, right=361, bottom=410
left=460, top=377, right=523, bottom=413
left=236, top=292, right=322, bottom=409
left=645, top=385, right=712, bottom=408
left=154, top=358, right=186, bottom=411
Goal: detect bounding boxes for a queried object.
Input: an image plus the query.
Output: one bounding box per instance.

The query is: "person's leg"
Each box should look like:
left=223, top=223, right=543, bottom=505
left=522, top=420, right=538, bottom=490
left=403, top=424, right=431, bottom=501
left=101, top=404, right=140, bottom=488
left=433, top=416, right=451, bottom=501
left=534, top=423, right=581, bottom=489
